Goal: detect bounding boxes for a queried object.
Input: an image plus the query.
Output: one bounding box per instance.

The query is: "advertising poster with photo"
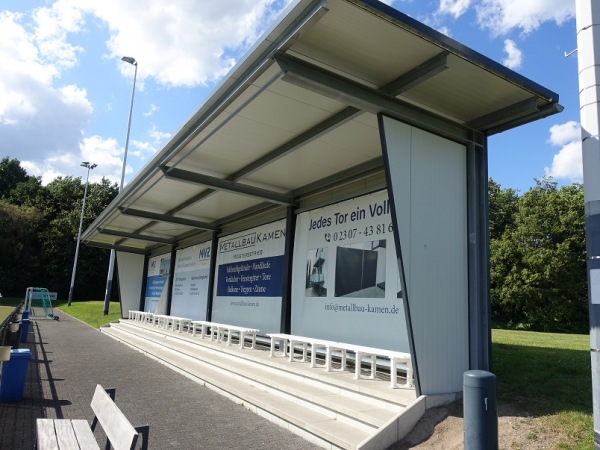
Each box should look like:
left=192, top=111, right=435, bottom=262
left=144, top=252, right=171, bottom=313
left=170, top=241, right=212, bottom=320
left=291, top=190, right=409, bottom=351
left=212, top=219, right=286, bottom=333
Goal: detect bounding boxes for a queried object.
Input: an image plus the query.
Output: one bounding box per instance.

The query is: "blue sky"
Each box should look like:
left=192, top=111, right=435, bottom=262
left=0, top=0, right=580, bottom=194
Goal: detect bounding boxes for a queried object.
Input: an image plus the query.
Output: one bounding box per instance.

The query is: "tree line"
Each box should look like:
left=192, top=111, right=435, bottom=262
left=489, top=178, right=587, bottom=333
left=0, top=157, right=119, bottom=301
left=0, top=157, right=589, bottom=332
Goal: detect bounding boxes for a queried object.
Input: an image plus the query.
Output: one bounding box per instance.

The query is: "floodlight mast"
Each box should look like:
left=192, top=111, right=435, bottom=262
left=576, top=1, right=600, bottom=448
left=67, top=162, right=97, bottom=306
left=103, top=56, right=137, bottom=316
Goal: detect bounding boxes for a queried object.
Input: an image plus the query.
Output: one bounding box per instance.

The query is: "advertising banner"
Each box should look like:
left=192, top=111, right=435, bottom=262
left=291, top=190, right=409, bottom=351
left=144, top=252, right=171, bottom=313
left=212, top=220, right=286, bottom=333
left=170, top=242, right=212, bottom=320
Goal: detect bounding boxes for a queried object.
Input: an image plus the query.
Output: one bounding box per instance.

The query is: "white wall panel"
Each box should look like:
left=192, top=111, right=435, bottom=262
left=116, top=252, right=145, bottom=318
left=381, top=116, right=469, bottom=395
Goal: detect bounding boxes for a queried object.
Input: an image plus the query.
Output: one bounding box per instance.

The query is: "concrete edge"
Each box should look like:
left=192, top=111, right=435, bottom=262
left=356, top=391, right=463, bottom=450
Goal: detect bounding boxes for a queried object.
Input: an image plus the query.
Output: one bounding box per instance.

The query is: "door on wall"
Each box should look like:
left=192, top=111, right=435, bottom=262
left=335, top=247, right=379, bottom=297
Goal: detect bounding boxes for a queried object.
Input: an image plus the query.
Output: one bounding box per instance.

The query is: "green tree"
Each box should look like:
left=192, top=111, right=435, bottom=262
left=488, top=179, right=519, bottom=324
left=37, top=176, right=119, bottom=299
left=0, top=157, right=30, bottom=198
left=488, top=178, right=519, bottom=241
left=8, top=176, right=48, bottom=209
left=0, top=201, right=43, bottom=295
left=0, top=158, right=119, bottom=298
left=490, top=178, right=587, bottom=332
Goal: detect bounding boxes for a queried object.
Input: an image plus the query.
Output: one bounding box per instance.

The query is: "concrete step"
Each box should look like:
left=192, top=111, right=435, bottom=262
left=109, top=321, right=405, bottom=430
left=101, top=320, right=421, bottom=450
left=116, top=320, right=411, bottom=404
left=101, top=324, right=372, bottom=449
left=117, top=320, right=415, bottom=407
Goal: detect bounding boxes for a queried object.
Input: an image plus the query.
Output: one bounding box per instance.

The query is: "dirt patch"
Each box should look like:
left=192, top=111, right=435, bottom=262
left=390, top=400, right=566, bottom=449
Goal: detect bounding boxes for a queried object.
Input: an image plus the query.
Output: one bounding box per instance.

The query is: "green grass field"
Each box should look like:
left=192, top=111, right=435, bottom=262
left=0, top=306, right=14, bottom=323
left=53, top=300, right=122, bottom=328
left=492, top=329, right=592, bottom=449
left=0, top=297, right=120, bottom=328
left=0, top=296, right=594, bottom=447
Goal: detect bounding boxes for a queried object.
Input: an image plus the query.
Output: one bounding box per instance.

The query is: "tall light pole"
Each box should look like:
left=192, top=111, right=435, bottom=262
left=103, top=56, right=138, bottom=315
left=68, top=161, right=97, bottom=306
left=576, top=2, right=600, bottom=447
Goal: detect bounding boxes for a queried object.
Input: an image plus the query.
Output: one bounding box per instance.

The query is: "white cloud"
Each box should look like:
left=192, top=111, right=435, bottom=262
left=22, top=135, right=126, bottom=185
left=143, top=104, right=159, bottom=117
left=0, top=0, right=295, bottom=185
left=544, top=121, right=582, bottom=182
left=502, top=39, right=522, bottom=69
left=438, top=0, right=472, bottom=19
left=78, top=0, right=294, bottom=88
left=128, top=124, right=172, bottom=161
left=0, top=5, right=93, bottom=184
left=32, top=0, right=85, bottom=69
left=475, top=0, right=575, bottom=36
left=149, top=125, right=171, bottom=146
left=548, top=121, right=580, bottom=146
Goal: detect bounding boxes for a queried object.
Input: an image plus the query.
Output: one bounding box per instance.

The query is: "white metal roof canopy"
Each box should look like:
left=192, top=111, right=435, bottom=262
left=82, top=0, right=561, bottom=255
left=83, top=0, right=562, bottom=403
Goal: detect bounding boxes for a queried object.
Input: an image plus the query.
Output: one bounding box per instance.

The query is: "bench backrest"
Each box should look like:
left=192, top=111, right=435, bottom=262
left=90, top=384, right=139, bottom=450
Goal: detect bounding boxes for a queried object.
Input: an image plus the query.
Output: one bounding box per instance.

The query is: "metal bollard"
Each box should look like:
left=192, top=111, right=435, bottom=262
left=464, top=370, right=498, bottom=450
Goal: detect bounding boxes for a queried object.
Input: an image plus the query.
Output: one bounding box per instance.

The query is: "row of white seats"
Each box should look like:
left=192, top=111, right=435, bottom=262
left=128, top=310, right=190, bottom=333
left=127, top=311, right=412, bottom=388
left=189, top=321, right=259, bottom=349
left=127, top=311, right=259, bottom=350
left=267, top=333, right=413, bottom=389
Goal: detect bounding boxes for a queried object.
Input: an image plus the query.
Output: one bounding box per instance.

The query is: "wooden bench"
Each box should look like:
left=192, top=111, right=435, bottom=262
left=36, top=384, right=149, bottom=450
left=266, top=333, right=413, bottom=388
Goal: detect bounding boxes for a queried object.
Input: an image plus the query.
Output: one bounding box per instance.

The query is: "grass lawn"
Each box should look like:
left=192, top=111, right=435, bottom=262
left=0, top=306, right=15, bottom=323
left=0, top=297, right=120, bottom=329
left=53, top=300, right=122, bottom=328
left=492, top=328, right=593, bottom=449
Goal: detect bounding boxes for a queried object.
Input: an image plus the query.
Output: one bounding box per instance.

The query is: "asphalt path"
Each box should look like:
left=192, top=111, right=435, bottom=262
left=0, top=312, right=318, bottom=449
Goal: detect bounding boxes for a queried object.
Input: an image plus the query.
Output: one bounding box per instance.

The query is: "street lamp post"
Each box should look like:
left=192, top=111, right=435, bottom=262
left=103, top=56, right=138, bottom=315
left=67, top=162, right=97, bottom=306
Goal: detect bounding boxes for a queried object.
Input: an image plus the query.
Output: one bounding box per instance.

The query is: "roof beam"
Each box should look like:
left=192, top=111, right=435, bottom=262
left=470, top=100, right=564, bottom=135
left=382, top=51, right=449, bottom=94
left=230, top=52, right=450, bottom=181
left=160, top=166, right=295, bottom=206
left=83, top=241, right=148, bottom=255
left=162, top=52, right=450, bottom=216
left=98, top=228, right=175, bottom=245
left=466, top=97, right=540, bottom=131
left=118, top=207, right=218, bottom=230
left=274, top=51, right=477, bottom=146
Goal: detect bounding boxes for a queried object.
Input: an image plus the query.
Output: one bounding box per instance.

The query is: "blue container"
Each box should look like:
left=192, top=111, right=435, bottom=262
left=19, top=319, right=31, bottom=343
left=0, top=348, right=32, bottom=402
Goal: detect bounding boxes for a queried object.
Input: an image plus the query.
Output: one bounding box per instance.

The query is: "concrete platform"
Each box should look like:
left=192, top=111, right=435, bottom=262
left=0, top=313, right=320, bottom=449
left=100, top=319, right=423, bottom=449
